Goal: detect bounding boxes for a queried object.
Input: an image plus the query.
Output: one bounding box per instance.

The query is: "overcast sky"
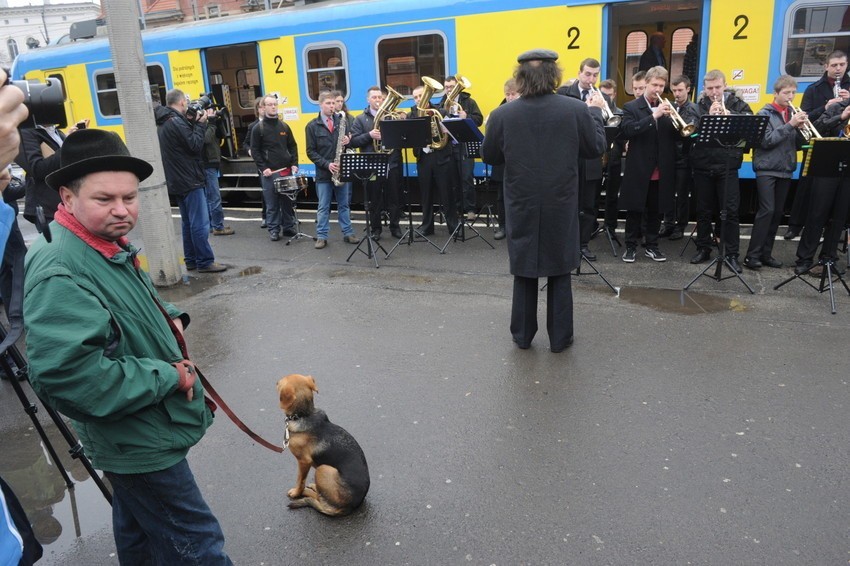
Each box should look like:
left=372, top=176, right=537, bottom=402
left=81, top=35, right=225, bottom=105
left=4, top=0, right=100, bottom=6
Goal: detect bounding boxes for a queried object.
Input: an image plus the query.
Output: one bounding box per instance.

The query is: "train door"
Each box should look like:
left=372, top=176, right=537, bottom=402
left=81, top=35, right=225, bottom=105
left=607, top=2, right=702, bottom=107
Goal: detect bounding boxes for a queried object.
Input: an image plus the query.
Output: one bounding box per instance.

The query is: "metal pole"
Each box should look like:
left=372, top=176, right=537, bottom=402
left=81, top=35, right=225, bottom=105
left=103, top=0, right=182, bottom=286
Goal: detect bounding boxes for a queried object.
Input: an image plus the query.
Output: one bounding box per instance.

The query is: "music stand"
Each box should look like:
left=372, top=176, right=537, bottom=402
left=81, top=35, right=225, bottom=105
left=596, top=125, right=623, bottom=256
left=683, top=113, right=768, bottom=293
left=774, top=138, right=850, bottom=313
left=440, top=118, right=494, bottom=253
left=465, top=141, right=496, bottom=228
left=343, top=152, right=390, bottom=268
left=382, top=118, right=442, bottom=257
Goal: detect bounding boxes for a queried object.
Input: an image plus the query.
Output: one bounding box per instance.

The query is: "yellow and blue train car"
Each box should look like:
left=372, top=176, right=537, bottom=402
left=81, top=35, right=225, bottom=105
left=10, top=0, right=850, bottom=200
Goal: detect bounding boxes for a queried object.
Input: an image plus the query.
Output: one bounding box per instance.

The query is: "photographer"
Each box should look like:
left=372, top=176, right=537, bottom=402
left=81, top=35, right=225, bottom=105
left=155, top=89, right=226, bottom=272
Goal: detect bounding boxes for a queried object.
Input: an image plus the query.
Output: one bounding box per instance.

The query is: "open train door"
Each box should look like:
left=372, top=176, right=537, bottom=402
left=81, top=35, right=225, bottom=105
left=607, top=2, right=702, bottom=107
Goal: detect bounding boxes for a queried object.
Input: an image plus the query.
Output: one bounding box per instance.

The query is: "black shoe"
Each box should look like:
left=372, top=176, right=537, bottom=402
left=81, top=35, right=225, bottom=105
left=282, top=228, right=297, bottom=237
left=417, top=225, right=434, bottom=236
left=390, top=228, right=403, bottom=239
left=493, top=229, right=506, bottom=240
left=260, top=220, right=267, bottom=229
left=669, top=228, right=684, bottom=240
left=761, top=256, right=783, bottom=268
left=644, top=248, right=667, bottom=262
left=726, top=255, right=742, bottom=273
left=370, top=230, right=381, bottom=241
left=580, top=246, right=597, bottom=261
left=783, top=227, right=799, bottom=240
left=269, top=231, right=280, bottom=242
left=512, top=337, right=531, bottom=350
left=743, top=256, right=762, bottom=270
left=622, top=247, right=637, bottom=263
left=550, top=336, right=574, bottom=353
left=690, top=249, right=712, bottom=264
left=658, top=225, right=675, bottom=238
left=794, top=262, right=813, bottom=276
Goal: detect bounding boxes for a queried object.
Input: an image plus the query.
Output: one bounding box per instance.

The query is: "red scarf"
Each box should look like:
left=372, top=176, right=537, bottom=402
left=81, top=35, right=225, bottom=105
left=55, top=203, right=140, bottom=268
left=770, top=102, right=790, bottom=123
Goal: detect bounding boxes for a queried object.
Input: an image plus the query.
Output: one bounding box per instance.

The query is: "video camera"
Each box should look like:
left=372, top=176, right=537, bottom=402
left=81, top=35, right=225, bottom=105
left=4, top=75, right=67, bottom=129
left=186, top=92, right=227, bottom=121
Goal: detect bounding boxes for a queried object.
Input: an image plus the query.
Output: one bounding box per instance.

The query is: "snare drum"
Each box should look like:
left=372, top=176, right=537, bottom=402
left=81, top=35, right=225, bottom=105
left=273, top=175, right=309, bottom=196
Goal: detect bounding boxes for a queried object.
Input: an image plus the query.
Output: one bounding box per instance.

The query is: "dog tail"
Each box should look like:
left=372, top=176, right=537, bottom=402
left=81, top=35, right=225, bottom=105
left=288, top=496, right=351, bottom=517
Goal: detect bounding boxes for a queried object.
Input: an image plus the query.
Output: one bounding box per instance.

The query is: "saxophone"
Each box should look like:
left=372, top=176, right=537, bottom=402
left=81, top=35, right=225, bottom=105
left=331, top=111, right=347, bottom=186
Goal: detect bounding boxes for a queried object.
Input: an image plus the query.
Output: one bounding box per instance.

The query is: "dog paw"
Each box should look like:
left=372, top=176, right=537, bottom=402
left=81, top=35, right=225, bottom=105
left=303, top=485, right=317, bottom=496
left=287, top=487, right=302, bottom=499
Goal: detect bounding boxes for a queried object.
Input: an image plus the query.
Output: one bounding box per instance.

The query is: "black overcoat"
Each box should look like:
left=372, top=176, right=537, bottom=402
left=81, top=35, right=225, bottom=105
left=618, top=96, right=677, bottom=212
left=481, top=94, right=605, bottom=278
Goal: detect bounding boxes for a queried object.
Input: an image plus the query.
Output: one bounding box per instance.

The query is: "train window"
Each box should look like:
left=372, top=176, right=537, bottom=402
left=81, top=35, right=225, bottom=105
left=235, top=68, right=260, bottom=109
left=783, top=1, right=850, bottom=78
left=304, top=43, right=348, bottom=102
left=6, top=39, right=18, bottom=61
left=669, top=28, right=696, bottom=84
left=377, top=32, right=446, bottom=96
left=209, top=73, right=223, bottom=85
left=95, top=64, right=166, bottom=117
left=624, top=31, right=647, bottom=97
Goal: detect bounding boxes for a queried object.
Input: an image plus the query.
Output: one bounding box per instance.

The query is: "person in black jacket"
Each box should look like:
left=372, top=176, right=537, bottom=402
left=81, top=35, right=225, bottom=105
left=688, top=70, right=753, bottom=273
left=244, top=96, right=268, bottom=227
left=305, top=91, right=359, bottom=248
left=784, top=50, right=850, bottom=239
left=203, top=115, right=234, bottom=236
left=618, top=66, right=677, bottom=263
left=154, top=88, right=226, bottom=272
left=441, top=75, right=484, bottom=221
left=349, top=86, right=403, bottom=240
left=659, top=75, right=699, bottom=240
left=744, top=76, right=806, bottom=270
left=251, top=94, right=299, bottom=241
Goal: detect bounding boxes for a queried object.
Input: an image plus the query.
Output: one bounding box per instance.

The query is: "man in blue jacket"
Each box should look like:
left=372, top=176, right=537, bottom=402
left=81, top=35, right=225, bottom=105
left=23, top=129, right=232, bottom=565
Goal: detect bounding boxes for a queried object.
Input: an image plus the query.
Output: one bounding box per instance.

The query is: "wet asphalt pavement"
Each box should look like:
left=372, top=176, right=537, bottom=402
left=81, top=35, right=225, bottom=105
left=0, top=207, right=847, bottom=565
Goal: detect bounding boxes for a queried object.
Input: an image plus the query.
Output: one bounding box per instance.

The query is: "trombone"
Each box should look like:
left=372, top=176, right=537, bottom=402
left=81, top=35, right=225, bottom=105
left=661, top=98, right=696, bottom=137
left=788, top=103, right=821, bottom=141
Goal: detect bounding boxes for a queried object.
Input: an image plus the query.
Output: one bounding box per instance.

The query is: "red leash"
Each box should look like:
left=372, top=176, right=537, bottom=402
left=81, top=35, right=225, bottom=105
left=196, top=366, right=285, bottom=454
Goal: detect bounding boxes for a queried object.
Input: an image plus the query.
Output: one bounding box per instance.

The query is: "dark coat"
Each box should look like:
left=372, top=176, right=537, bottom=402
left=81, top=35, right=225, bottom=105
left=481, top=94, right=606, bottom=278
left=349, top=107, right=402, bottom=169
left=558, top=81, right=613, bottom=181
left=689, top=91, right=753, bottom=173
left=154, top=105, right=206, bottom=196
left=752, top=104, right=802, bottom=178
left=438, top=91, right=483, bottom=126
left=801, top=71, right=850, bottom=122
left=305, top=112, right=348, bottom=182
left=250, top=116, right=298, bottom=171
left=618, top=96, right=677, bottom=212
left=15, top=127, right=64, bottom=222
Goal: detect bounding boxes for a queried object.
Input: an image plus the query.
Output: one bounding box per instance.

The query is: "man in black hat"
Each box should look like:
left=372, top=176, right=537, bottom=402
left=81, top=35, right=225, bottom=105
left=482, top=49, right=606, bottom=352
left=23, top=129, right=233, bottom=565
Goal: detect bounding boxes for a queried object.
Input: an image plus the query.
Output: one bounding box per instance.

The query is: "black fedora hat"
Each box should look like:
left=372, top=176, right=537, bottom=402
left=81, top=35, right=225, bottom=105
left=46, top=129, right=153, bottom=190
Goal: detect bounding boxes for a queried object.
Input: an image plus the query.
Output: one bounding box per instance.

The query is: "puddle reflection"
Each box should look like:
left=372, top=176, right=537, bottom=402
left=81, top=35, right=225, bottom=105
left=611, top=287, right=747, bottom=314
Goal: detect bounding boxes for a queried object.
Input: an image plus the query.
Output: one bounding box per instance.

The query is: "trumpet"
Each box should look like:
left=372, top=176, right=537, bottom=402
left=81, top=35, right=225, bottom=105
left=835, top=72, right=842, bottom=99
left=788, top=103, right=821, bottom=141
left=588, top=85, right=621, bottom=126
left=661, top=98, right=696, bottom=137
left=711, top=92, right=729, bottom=115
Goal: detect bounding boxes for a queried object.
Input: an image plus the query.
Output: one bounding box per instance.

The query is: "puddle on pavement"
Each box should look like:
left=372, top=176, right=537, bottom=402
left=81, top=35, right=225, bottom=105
left=1, top=421, right=113, bottom=557
left=596, top=286, right=747, bottom=314
left=158, top=265, right=263, bottom=302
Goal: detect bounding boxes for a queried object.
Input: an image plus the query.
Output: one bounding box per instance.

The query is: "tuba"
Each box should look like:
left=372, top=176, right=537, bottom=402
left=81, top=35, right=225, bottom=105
left=442, top=74, right=471, bottom=115
left=373, top=85, right=405, bottom=153
left=417, top=76, right=449, bottom=150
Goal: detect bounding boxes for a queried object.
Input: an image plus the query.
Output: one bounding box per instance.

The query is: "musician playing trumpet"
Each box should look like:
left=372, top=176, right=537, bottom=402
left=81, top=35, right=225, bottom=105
left=618, top=65, right=678, bottom=263
left=743, top=76, right=807, bottom=270
left=659, top=75, right=699, bottom=241
left=688, top=70, right=753, bottom=273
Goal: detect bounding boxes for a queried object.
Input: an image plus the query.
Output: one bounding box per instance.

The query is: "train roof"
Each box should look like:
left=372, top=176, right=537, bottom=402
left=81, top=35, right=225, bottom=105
left=11, top=0, right=568, bottom=77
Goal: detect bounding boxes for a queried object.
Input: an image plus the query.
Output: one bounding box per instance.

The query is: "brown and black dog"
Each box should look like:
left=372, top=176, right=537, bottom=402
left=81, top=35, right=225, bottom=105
left=276, top=373, right=370, bottom=516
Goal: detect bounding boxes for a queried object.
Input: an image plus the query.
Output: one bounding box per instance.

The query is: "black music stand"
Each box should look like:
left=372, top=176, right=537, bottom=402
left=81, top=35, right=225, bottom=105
left=440, top=118, right=494, bottom=253
left=774, top=139, right=850, bottom=313
left=465, top=141, right=496, bottom=228
left=343, top=152, right=390, bottom=268
left=683, top=113, right=768, bottom=293
left=596, top=125, right=623, bottom=256
left=382, top=118, right=442, bottom=257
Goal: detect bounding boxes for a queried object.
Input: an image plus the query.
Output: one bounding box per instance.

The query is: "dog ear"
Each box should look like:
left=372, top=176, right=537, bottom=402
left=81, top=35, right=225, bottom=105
left=306, top=374, right=318, bottom=394
left=278, top=376, right=295, bottom=410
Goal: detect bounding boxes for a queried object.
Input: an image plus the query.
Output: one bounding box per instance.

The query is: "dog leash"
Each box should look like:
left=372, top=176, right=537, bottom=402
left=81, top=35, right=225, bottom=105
left=195, top=366, right=285, bottom=454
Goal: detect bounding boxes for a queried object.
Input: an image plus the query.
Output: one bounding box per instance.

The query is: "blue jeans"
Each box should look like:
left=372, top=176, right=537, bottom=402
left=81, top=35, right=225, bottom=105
left=260, top=174, right=295, bottom=235
left=204, top=168, right=225, bottom=230
left=177, top=188, right=215, bottom=269
left=315, top=180, right=353, bottom=239
left=105, top=459, right=232, bottom=565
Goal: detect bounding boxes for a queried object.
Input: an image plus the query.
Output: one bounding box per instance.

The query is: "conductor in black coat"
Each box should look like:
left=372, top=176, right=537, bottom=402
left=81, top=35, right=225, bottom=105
left=482, top=49, right=606, bottom=353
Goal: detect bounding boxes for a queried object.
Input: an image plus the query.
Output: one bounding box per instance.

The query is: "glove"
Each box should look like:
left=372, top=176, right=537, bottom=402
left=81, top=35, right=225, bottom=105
left=172, top=359, right=196, bottom=401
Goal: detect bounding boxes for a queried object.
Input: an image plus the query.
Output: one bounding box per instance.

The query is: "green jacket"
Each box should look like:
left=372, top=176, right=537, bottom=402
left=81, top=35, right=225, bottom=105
left=24, top=222, right=213, bottom=474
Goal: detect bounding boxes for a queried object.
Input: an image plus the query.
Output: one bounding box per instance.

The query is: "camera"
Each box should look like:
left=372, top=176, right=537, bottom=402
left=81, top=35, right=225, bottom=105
left=186, top=92, right=214, bottom=120
left=4, top=76, right=67, bottom=129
